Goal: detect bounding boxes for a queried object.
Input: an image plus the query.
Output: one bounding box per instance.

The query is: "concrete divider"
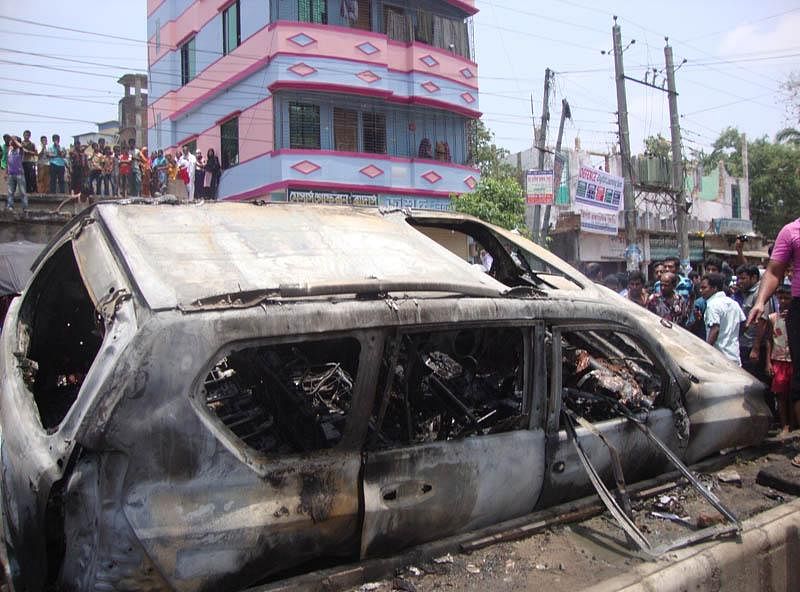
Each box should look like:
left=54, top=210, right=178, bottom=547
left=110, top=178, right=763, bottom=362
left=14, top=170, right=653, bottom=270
left=583, top=498, right=800, bottom=592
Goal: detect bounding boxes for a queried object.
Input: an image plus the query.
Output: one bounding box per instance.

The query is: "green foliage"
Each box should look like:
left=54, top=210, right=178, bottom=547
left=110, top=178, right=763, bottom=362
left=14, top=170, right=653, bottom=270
left=452, top=176, right=526, bottom=232
left=776, top=127, right=800, bottom=146
left=470, top=120, right=517, bottom=180
left=643, top=134, right=671, bottom=158
left=699, top=126, right=800, bottom=238
left=747, top=138, right=800, bottom=239
left=700, top=126, right=745, bottom=177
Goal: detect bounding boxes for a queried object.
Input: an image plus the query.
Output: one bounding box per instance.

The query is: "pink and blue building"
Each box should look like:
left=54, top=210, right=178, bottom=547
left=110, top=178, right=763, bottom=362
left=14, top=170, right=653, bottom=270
left=147, top=0, right=481, bottom=208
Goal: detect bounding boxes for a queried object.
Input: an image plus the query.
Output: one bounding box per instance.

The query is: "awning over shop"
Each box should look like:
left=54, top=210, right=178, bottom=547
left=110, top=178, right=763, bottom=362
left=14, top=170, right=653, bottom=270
left=706, top=248, right=769, bottom=260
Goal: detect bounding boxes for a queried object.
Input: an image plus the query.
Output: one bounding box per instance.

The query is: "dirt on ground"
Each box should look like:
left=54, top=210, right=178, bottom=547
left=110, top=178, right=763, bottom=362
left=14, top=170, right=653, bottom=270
left=347, top=440, right=800, bottom=592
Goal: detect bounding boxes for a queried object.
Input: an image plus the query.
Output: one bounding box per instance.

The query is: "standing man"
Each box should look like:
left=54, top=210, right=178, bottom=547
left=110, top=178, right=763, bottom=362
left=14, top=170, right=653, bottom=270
left=647, top=272, right=689, bottom=325
left=178, top=144, right=197, bottom=200
left=748, top=218, right=800, bottom=466
left=626, top=271, right=648, bottom=307
left=701, top=272, right=746, bottom=365
left=20, top=130, right=37, bottom=194
left=37, top=135, right=49, bottom=194
left=6, top=137, right=28, bottom=210
left=127, top=138, right=141, bottom=196
left=48, top=134, right=67, bottom=194
left=736, top=264, right=772, bottom=379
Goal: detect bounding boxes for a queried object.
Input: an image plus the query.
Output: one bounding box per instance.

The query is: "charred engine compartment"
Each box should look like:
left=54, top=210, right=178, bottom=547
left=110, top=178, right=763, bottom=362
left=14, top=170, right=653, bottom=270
left=369, top=327, right=527, bottom=449
left=560, top=330, right=665, bottom=422
left=203, top=338, right=360, bottom=454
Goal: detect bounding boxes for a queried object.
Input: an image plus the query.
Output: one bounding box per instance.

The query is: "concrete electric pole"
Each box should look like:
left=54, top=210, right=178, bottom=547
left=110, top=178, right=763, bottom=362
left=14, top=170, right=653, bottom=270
left=664, top=40, right=688, bottom=269
left=541, top=99, right=571, bottom=245
left=532, top=68, right=552, bottom=245
left=612, top=18, right=640, bottom=272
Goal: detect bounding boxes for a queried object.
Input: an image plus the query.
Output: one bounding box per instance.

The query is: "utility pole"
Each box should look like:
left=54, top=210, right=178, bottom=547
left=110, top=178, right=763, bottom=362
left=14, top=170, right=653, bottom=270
left=532, top=68, right=552, bottom=245
left=664, top=40, right=688, bottom=269
left=541, top=99, right=570, bottom=245
left=612, top=17, right=639, bottom=272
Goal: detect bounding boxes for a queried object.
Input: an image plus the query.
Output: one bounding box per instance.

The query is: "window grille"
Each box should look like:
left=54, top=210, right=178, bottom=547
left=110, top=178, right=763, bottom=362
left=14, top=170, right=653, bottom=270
left=362, top=112, right=386, bottom=154
left=221, top=118, right=239, bottom=169
left=289, top=103, right=321, bottom=149
left=298, top=0, right=327, bottom=24
left=333, top=108, right=358, bottom=152
left=180, top=37, right=196, bottom=86
left=223, top=1, right=241, bottom=55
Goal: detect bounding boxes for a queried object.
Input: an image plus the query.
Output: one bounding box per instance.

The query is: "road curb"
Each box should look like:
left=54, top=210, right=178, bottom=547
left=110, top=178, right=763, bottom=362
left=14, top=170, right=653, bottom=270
left=581, top=498, right=800, bottom=592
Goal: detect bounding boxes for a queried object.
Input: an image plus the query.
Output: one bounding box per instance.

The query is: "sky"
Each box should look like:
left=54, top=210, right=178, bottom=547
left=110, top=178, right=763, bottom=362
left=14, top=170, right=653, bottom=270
left=0, top=0, right=797, bottom=158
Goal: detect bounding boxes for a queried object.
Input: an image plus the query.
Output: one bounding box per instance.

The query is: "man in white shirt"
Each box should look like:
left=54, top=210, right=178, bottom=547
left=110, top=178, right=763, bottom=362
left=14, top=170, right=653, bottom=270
left=700, top=272, right=746, bottom=365
left=178, top=145, right=197, bottom=200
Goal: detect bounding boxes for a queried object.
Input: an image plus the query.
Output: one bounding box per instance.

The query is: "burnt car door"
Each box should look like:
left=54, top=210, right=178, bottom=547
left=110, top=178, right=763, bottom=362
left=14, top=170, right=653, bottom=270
left=0, top=216, right=137, bottom=591
left=360, top=323, right=546, bottom=557
left=537, top=324, right=687, bottom=507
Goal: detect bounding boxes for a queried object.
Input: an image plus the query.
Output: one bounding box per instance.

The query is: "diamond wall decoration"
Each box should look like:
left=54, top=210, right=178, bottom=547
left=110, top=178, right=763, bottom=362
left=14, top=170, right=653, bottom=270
left=460, top=92, right=476, bottom=104
left=464, top=176, right=477, bottom=189
left=360, top=164, right=384, bottom=178
left=291, top=160, right=321, bottom=175
left=288, top=63, right=317, bottom=77
left=421, top=80, right=440, bottom=93
left=356, top=41, right=380, bottom=55
left=419, top=54, right=439, bottom=67
left=460, top=68, right=474, bottom=79
left=421, top=170, right=442, bottom=184
left=288, top=33, right=316, bottom=47
left=356, top=70, right=381, bottom=84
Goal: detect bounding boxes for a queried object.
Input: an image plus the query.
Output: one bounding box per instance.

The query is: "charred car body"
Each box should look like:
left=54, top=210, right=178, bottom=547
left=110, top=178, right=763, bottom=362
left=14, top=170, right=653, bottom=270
left=0, top=202, right=769, bottom=591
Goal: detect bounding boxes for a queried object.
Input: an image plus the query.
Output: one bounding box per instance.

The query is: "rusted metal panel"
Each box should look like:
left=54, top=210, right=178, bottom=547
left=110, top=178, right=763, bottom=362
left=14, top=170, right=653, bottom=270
left=361, top=429, right=546, bottom=558
left=97, top=204, right=507, bottom=311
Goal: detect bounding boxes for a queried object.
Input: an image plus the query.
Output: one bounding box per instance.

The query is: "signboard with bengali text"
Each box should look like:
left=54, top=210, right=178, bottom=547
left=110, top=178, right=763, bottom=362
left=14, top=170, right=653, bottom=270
left=574, top=166, right=624, bottom=212
left=525, top=170, right=554, bottom=205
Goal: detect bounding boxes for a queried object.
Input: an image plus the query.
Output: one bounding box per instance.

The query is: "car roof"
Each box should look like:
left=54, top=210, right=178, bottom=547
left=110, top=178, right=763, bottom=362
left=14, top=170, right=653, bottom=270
left=93, top=202, right=509, bottom=311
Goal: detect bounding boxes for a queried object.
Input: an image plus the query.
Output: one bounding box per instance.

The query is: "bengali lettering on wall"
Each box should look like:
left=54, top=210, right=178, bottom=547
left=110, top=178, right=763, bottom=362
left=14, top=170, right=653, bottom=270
left=289, top=189, right=378, bottom=206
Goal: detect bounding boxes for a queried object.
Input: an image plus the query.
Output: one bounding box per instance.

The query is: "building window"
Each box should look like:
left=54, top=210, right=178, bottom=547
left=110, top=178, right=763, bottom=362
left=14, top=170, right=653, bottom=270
left=362, top=112, right=386, bottom=154
left=184, top=139, right=197, bottom=156
left=180, top=37, right=196, bottom=86
left=223, top=1, right=241, bottom=55
left=221, top=117, right=239, bottom=169
left=333, top=108, right=358, bottom=152
left=289, top=103, right=321, bottom=149
left=298, top=0, right=327, bottom=24
left=155, top=19, right=161, bottom=52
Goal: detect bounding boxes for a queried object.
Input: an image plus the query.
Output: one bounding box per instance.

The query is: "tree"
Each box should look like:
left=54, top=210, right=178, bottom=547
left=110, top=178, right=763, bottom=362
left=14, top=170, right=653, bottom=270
left=748, top=138, right=800, bottom=239
left=698, top=127, right=800, bottom=238
left=780, top=72, right=800, bottom=125
left=455, top=121, right=527, bottom=232
left=469, top=120, right=517, bottom=180
left=700, top=127, right=745, bottom=177
left=451, top=176, right=526, bottom=231
left=643, top=133, right=671, bottom=158
left=776, top=127, right=800, bottom=146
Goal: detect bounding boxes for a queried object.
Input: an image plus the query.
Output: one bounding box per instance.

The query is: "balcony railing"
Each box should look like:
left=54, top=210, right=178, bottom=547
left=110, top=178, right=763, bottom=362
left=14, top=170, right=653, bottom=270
left=274, top=1, right=473, bottom=60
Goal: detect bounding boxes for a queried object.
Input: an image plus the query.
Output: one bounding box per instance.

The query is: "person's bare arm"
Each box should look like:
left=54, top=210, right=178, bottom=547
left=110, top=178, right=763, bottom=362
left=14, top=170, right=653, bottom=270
left=749, top=317, right=769, bottom=360
left=707, top=324, right=720, bottom=347
left=747, top=259, right=786, bottom=327
left=733, top=238, right=747, bottom=267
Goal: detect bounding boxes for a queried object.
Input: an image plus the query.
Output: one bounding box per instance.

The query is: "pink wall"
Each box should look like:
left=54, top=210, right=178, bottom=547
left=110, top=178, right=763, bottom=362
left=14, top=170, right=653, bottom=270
left=150, top=21, right=479, bottom=120
left=238, top=97, right=274, bottom=163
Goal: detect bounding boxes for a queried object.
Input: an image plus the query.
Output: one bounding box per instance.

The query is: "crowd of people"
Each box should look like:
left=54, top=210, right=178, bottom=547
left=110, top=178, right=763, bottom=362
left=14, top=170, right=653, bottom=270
left=587, top=230, right=800, bottom=464
left=1, top=131, right=223, bottom=208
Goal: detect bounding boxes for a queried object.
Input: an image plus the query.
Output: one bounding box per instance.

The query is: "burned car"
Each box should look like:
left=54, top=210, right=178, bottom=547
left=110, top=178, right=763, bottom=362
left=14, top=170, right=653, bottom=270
left=0, top=202, right=769, bottom=591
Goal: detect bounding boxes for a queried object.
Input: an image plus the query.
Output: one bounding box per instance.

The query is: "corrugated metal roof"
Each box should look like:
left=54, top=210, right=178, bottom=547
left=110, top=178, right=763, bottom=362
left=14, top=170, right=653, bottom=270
left=96, top=202, right=507, bottom=310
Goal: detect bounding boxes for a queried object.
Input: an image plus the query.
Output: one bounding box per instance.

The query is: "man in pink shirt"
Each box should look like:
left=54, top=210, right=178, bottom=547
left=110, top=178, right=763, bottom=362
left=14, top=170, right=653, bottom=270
left=749, top=218, right=800, bottom=464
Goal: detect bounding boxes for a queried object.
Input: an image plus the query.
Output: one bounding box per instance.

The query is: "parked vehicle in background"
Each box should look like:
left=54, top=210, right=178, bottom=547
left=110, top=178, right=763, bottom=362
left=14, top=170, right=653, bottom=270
left=0, top=202, right=769, bottom=591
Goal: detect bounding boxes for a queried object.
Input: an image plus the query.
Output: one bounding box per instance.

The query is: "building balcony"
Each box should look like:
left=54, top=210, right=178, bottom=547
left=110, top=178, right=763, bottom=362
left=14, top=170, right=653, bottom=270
left=222, top=149, right=480, bottom=201
left=149, top=18, right=479, bottom=123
